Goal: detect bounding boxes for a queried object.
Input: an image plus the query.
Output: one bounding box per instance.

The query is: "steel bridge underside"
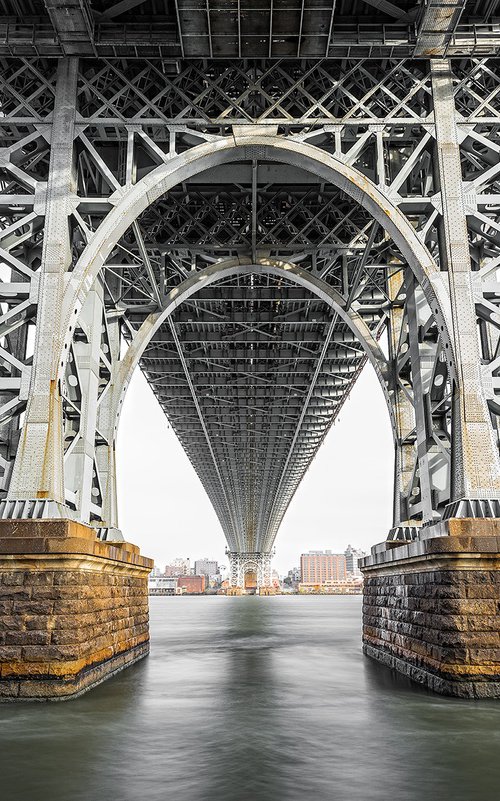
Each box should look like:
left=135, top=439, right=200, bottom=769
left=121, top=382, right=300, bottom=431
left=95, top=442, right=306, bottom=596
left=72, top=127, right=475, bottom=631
left=98, top=150, right=390, bottom=555
left=2, top=2, right=500, bottom=576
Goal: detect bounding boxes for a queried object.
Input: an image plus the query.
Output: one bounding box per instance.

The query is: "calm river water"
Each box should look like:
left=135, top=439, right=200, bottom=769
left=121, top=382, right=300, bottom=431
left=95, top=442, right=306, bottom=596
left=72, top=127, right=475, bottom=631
left=1, top=595, right=500, bottom=801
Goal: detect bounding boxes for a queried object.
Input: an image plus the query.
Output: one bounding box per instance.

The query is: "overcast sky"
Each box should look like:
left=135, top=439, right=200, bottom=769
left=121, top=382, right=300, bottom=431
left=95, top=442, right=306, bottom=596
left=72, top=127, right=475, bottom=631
left=117, top=362, right=394, bottom=575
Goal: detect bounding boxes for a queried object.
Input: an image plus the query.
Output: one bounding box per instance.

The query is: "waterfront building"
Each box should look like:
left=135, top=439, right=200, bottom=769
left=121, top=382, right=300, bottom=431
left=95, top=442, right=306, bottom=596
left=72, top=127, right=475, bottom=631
left=300, top=551, right=347, bottom=585
left=194, top=558, right=219, bottom=583
left=298, top=578, right=363, bottom=595
left=282, top=567, right=301, bottom=592
left=344, top=545, right=367, bottom=578
left=164, top=558, right=191, bottom=577
left=148, top=576, right=179, bottom=596
left=271, top=570, right=281, bottom=591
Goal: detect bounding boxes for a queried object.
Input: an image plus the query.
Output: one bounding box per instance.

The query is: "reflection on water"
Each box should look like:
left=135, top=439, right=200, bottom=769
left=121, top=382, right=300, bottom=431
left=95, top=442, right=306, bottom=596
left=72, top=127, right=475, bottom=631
left=1, top=596, right=500, bottom=801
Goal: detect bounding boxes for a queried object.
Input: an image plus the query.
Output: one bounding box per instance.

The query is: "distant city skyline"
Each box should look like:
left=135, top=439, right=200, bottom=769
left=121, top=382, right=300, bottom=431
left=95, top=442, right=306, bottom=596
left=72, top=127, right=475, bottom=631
left=118, top=363, right=393, bottom=574
left=155, top=546, right=366, bottom=576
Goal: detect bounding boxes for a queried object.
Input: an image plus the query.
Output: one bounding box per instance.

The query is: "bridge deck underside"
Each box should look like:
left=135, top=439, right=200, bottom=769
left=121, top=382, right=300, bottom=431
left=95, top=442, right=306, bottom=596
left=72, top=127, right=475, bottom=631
left=105, top=158, right=393, bottom=552
left=138, top=274, right=368, bottom=553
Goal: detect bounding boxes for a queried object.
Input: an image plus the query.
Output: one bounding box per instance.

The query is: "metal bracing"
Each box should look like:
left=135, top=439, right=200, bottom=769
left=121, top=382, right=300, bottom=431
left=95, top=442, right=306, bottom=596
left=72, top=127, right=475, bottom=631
left=2, top=53, right=500, bottom=576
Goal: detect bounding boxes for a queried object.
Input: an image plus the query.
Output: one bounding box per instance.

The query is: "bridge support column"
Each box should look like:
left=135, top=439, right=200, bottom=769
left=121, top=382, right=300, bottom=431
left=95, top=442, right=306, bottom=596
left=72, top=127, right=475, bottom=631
left=8, top=57, right=79, bottom=506
left=431, top=61, right=500, bottom=507
left=361, top=521, right=500, bottom=698
left=0, top=520, right=152, bottom=701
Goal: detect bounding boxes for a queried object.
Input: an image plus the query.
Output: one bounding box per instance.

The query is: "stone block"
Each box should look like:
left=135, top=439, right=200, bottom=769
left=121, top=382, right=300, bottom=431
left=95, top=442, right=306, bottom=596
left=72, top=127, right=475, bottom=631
left=0, top=646, right=22, bottom=660
left=50, top=628, right=92, bottom=646
left=18, top=681, right=62, bottom=698
left=24, top=615, right=52, bottom=631
left=465, top=583, right=500, bottom=599
left=52, top=599, right=91, bottom=615
left=0, top=586, right=31, bottom=600
left=468, top=648, right=500, bottom=665
left=23, top=571, right=54, bottom=586
left=468, top=615, right=500, bottom=631
left=13, top=600, right=54, bottom=615
left=6, top=631, right=50, bottom=646
left=0, top=538, right=49, bottom=554
left=0, top=573, right=25, bottom=586
left=0, top=615, right=24, bottom=631
left=0, top=680, right=19, bottom=698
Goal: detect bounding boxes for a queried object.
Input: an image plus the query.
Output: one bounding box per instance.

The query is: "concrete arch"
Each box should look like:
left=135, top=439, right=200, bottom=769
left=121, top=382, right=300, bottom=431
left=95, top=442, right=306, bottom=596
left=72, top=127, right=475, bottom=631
left=108, top=258, right=395, bottom=444
left=61, top=133, right=454, bottom=380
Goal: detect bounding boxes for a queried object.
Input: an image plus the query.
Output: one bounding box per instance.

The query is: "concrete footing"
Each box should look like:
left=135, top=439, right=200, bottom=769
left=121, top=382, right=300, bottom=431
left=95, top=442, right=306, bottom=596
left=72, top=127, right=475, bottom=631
left=0, top=519, right=153, bottom=701
left=361, top=519, right=500, bottom=698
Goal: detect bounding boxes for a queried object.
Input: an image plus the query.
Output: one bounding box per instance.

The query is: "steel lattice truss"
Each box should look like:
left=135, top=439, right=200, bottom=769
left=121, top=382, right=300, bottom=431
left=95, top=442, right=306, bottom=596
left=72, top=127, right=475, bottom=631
left=1, top=53, right=500, bottom=573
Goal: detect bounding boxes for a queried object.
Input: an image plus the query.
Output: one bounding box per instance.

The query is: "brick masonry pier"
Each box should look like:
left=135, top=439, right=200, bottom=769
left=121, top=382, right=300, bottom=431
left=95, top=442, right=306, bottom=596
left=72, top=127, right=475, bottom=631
left=361, top=520, right=500, bottom=698
left=0, top=520, right=152, bottom=701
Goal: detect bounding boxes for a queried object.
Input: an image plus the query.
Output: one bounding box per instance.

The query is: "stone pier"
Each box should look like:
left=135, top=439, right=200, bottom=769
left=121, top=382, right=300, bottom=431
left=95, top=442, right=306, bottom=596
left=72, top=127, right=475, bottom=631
left=0, top=520, right=152, bottom=701
left=361, top=519, right=500, bottom=698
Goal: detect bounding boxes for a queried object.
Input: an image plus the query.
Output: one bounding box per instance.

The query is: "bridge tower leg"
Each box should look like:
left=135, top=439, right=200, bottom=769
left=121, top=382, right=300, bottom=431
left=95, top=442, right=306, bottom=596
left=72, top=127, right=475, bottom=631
left=0, top=58, right=152, bottom=701
left=362, top=62, right=500, bottom=698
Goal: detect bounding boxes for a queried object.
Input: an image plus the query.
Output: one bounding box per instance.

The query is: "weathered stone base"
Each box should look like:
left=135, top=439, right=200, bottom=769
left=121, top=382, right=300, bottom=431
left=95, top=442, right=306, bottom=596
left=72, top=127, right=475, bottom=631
left=361, top=519, right=500, bottom=698
left=1, top=640, right=150, bottom=701
left=0, top=519, right=153, bottom=701
left=363, top=642, right=500, bottom=698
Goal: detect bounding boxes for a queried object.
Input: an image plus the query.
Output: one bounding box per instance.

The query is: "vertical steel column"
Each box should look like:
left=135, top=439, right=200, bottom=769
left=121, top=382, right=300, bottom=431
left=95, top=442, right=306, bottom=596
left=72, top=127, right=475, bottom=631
left=405, top=273, right=434, bottom=522
left=228, top=552, right=241, bottom=587
left=431, top=60, right=500, bottom=503
left=7, top=58, right=78, bottom=504
left=257, top=553, right=273, bottom=588
left=387, top=270, right=417, bottom=526
left=96, top=314, right=121, bottom=531
left=68, top=282, right=103, bottom=521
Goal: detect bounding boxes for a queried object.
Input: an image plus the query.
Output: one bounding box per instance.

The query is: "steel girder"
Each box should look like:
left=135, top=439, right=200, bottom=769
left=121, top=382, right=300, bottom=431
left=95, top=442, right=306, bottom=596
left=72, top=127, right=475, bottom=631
left=1, top=3, right=500, bottom=59
left=1, top=56, right=500, bottom=563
